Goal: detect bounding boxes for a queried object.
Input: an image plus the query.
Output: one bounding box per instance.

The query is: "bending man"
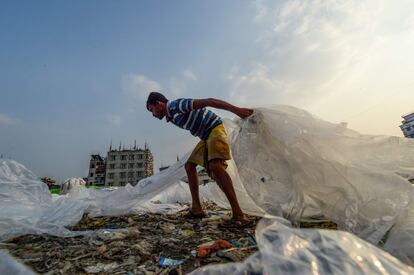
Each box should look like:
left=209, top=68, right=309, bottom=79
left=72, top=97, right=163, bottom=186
left=146, top=92, right=253, bottom=226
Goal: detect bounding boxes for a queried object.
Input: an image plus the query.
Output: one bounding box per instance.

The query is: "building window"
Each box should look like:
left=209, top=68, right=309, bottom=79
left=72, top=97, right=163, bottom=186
left=120, top=172, right=126, bottom=179
left=90, top=164, right=95, bottom=169
left=120, top=163, right=126, bottom=169
left=110, top=155, right=116, bottom=161
left=120, top=181, right=125, bottom=186
left=128, top=163, right=134, bottom=168
left=128, top=172, right=134, bottom=178
left=107, top=182, right=113, bottom=186
left=138, top=154, right=143, bottom=159
left=137, top=171, right=143, bottom=177
left=109, top=164, right=115, bottom=169
left=109, top=173, right=115, bottom=179
left=121, top=155, right=127, bottom=160
left=129, top=155, right=134, bottom=160
left=90, top=172, right=94, bottom=177
left=137, top=162, right=143, bottom=168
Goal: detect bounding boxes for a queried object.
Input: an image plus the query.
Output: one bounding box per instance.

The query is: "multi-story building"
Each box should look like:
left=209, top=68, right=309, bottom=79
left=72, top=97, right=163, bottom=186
left=400, top=111, right=414, bottom=138
left=87, top=155, right=106, bottom=185
left=105, top=143, right=154, bottom=186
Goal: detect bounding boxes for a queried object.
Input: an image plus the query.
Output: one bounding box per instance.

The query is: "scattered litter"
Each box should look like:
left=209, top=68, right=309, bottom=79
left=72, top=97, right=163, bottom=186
left=1, top=200, right=339, bottom=274
left=159, top=256, right=185, bottom=267
left=197, top=240, right=233, bottom=258
left=2, top=202, right=262, bottom=274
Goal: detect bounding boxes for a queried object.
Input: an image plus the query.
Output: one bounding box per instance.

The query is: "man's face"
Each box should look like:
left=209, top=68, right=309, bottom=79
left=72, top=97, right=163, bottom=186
left=148, top=101, right=165, bottom=120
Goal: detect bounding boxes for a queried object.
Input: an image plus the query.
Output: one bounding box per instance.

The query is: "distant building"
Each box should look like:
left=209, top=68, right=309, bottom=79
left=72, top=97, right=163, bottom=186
left=88, top=155, right=106, bottom=185
left=105, top=142, right=154, bottom=186
left=400, top=111, right=414, bottom=138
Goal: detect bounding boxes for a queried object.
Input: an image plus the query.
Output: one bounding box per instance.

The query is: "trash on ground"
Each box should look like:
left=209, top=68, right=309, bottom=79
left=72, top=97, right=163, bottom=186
left=1, top=202, right=268, bottom=274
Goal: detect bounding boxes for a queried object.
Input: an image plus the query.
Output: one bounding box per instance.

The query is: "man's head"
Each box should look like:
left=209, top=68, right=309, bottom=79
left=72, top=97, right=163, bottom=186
left=146, top=92, right=168, bottom=120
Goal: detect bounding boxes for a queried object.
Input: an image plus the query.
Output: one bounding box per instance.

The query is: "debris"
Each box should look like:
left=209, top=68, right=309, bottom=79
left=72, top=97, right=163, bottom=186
left=197, top=240, right=233, bottom=258
left=159, top=256, right=184, bottom=267
left=0, top=202, right=268, bottom=274
left=83, top=262, right=119, bottom=273
left=179, top=229, right=195, bottom=236
left=96, top=228, right=131, bottom=241
left=230, top=236, right=257, bottom=248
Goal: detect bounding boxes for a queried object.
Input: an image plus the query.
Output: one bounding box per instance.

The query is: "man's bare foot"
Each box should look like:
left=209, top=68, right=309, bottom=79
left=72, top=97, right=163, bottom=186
left=219, top=216, right=254, bottom=228
left=232, top=214, right=248, bottom=222
left=184, top=208, right=206, bottom=219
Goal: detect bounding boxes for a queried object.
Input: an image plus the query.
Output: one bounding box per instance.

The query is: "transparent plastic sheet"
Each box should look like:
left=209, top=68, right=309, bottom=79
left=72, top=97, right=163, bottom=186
left=0, top=250, right=35, bottom=275
left=59, top=178, right=86, bottom=195
left=190, top=218, right=414, bottom=275
left=384, top=203, right=414, bottom=264
left=229, top=107, right=414, bottom=254
left=0, top=160, right=190, bottom=242
left=0, top=160, right=88, bottom=241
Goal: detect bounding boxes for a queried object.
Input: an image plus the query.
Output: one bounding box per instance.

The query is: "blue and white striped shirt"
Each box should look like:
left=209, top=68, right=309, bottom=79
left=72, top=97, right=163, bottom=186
left=166, top=98, right=222, bottom=140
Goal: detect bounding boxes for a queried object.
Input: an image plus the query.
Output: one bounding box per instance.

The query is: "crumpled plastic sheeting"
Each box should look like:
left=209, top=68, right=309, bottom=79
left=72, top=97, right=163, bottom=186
left=191, top=218, right=414, bottom=275
left=60, top=177, right=86, bottom=195
left=0, top=160, right=89, bottom=241
left=0, top=250, right=35, bottom=275
left=384, top=203, right=414, bottom=265
left=0, top=160, right=192, bottom=241
left=229, top=107, right=414, bottom=258
left=0, top=157, right=249, bottom=242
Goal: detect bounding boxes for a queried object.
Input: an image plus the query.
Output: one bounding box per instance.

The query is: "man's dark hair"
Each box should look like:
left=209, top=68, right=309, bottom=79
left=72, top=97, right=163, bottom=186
left=146, top=92, right=168, bottom=110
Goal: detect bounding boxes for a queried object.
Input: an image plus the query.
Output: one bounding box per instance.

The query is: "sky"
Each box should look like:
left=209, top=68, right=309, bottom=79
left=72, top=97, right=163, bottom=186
left=1, top=0, right=414, bottom=181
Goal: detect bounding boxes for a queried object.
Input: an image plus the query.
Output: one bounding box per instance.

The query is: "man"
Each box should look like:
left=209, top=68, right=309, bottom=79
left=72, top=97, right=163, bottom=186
left=146, top=92, right=253, bottom=227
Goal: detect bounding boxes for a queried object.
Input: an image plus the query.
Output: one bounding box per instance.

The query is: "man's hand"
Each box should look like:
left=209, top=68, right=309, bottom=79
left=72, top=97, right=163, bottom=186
left=235, top=107, right=254, bottom=119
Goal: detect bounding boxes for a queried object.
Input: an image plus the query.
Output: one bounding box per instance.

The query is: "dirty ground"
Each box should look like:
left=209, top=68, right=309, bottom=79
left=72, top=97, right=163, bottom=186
left=1, top=202, right=336, bottom=274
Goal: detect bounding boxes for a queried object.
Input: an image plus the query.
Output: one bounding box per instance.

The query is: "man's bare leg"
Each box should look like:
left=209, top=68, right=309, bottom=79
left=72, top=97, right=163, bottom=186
left=184, top=161, right=204, bottom=215
left=208, top=159, right=246, bottom=221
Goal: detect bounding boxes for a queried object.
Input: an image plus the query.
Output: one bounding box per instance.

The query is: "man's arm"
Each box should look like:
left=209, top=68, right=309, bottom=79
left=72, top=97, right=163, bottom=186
left=193, top=98, right=253, bottom=119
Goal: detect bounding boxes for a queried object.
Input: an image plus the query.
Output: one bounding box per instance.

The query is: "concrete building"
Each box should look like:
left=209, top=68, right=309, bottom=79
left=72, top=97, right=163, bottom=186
left=400, top=111, right=414, bottom=138
left=105, top=143, right=154, bottom=186
left=87, top=155, right=106, bottom=185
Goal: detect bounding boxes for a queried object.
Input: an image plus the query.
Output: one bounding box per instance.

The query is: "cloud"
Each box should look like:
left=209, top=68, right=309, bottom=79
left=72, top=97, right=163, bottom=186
left=105, top=114, right=121, bottom=126
left=122, top=70, right=197, bottom=100
left=228, top=63, right=294, bottom=106
left=237, top=0, right=387, bottom=106
left=182, top=70, right=197, bottom=81
left=230, top=0, right=414, bottom=133
left=0, top=113, right=22, bottom=126
left=121, top=74, right=162, bottom=101
left=169, top=69, right=198, bottom=97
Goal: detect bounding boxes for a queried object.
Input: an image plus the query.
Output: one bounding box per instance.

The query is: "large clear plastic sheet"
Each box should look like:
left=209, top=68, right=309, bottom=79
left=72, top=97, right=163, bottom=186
left=0, top=250, right=35, bottom=275
left=1, top=105, right=414, bottom=270
left=190, top=218, right=414, bottom=275
left=228, top=107, right=414, bottom=263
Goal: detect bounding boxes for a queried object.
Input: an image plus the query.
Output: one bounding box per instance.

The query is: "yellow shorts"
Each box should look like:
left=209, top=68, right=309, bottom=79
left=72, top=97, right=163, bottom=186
left=187, top=123, right=231, bottom=168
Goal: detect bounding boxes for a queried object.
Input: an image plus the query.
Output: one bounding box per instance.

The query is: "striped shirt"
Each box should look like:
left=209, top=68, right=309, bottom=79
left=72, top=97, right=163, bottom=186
left=166, top=98, right=222, bottom=140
